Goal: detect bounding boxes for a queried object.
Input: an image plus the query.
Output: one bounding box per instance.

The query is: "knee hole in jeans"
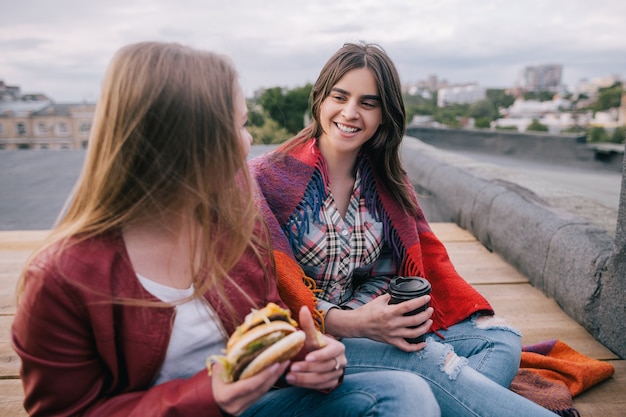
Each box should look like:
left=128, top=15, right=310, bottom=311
left=433, top=343, right=468, bottom=380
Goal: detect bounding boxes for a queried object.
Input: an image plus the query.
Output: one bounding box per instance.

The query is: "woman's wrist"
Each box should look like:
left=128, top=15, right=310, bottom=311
left=324, top=308, right=361, bottom=338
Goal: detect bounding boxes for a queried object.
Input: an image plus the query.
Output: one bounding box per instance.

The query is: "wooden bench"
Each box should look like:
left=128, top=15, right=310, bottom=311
left=1, top=225, right=624, bottom=416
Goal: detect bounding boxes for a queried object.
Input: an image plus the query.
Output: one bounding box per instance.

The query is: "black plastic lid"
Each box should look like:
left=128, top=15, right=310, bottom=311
left=389, top=276, right=431, bottom=297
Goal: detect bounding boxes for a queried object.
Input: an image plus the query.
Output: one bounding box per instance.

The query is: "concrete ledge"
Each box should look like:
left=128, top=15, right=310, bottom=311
left=401, top=137, right=623, bottom=358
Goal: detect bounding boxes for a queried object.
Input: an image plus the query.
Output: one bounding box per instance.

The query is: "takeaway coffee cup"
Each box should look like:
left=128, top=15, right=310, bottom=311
left=388, top=276, right=432, bottom=344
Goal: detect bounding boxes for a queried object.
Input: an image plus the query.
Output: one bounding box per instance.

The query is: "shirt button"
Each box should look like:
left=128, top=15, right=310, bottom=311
left=341, top=229, right=349, bottom=236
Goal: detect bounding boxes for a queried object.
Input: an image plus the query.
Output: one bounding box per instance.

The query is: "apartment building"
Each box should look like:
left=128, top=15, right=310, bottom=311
left=437, top=83, right=486, bottom=107
left=0, top=81, right=95, bottom=150
left=519, top=64, right=563, bottom=91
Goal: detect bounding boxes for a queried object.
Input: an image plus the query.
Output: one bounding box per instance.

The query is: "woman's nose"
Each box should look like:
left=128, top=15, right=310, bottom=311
left=341, top=101, right=359, bottom=119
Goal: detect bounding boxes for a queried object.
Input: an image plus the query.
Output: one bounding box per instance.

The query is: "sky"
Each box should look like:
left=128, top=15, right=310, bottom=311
left=1, top=0, right=625, bottom=103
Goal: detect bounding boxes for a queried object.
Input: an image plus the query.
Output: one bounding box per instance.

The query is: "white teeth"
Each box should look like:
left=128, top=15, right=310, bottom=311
left=336, top=123, right=359, bottom=133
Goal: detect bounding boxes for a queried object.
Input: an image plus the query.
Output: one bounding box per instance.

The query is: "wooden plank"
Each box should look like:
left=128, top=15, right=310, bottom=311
left=0, top=379, right=27, bottom=417
left=0, top=280, right=17, bottom=315
left=573, top=360, right=626, bottom=417
left=0, top=250, right=33, bottom=271
left=0, top=316, right=20, bottom=378
left=442, top=241, right=528, bottom=285
left=0, top=251, right=32, bottom=315
left=0, top=230, right=48, bottom=251
left=430, top=222, right=476, bottom=242
left=475, top=283, right=618, bottom=360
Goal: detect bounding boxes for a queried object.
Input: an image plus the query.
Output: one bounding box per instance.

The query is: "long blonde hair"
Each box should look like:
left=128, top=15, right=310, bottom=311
left=17, top=41, right=266, bottom=307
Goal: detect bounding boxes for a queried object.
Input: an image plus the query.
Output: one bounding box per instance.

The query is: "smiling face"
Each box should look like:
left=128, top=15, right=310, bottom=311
left=317, top=67, right=383, bottom=161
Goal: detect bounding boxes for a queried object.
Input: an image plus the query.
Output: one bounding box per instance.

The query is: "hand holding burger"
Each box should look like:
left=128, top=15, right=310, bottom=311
left=209, top=305, right=346, bottom=416
left=209, top=302, right=306, bottom=382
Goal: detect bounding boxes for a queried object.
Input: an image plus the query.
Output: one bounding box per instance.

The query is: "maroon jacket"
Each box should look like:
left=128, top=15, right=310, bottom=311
left=11, top=231, right=287, bottom=416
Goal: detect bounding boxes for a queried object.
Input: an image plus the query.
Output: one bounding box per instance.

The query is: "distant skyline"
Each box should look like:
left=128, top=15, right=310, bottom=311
left=1, top=0, right=625, bottom=102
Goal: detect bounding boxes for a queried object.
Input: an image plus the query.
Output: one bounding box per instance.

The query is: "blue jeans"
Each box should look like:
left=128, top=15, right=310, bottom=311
left=242, top=371, right=441, bottom=417
left=342, top=337, right=556, bottom=417
left=430, top=315, right=523, bottom=387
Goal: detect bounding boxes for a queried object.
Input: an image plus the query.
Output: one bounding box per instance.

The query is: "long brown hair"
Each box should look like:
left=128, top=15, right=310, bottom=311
left=17, top=42, right=268, bottom=308
left=283, top=41, right=417, bottom=214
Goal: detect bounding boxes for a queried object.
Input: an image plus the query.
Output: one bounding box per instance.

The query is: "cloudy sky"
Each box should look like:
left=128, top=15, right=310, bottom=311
left=2, top=0, right=625, bottom=102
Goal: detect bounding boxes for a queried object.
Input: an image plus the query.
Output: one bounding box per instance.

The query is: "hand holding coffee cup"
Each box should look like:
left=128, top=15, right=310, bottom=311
left=387, top=276, right=432, bottom=344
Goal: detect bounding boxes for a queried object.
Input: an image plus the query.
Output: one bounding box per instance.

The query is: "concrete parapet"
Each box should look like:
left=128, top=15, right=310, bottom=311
left=402, top=137, right=625, bottom=358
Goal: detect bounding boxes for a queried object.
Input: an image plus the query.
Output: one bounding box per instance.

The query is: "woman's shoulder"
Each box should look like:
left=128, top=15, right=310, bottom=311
left=248, top=148, right=284, bottom=174
left=27, top=231, right=128, bottom=285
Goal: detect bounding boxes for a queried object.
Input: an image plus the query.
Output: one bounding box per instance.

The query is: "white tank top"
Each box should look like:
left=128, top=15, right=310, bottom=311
left=137, top=274, right=226, bottom=385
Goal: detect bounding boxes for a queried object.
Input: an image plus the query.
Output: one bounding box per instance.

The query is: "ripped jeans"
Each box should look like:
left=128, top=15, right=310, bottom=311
left=342, top=317, right=557, bottom=417
left=428, top=313, right=522, bottom=387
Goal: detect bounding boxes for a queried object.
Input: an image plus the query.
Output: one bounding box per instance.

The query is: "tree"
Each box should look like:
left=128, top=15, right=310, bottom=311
left=404, top=93, right=437, bottom=122
left=496, top=125, right=518, bottom=131
left=433, top=104, right=469, bottom=128
left=588, top=126, right=608, bottom=143
left=257, top=84, right=312, bottom=135
left=611, top=126, right=625, bottom=144
left=486, top=89, right=515, bottom=109
left=474, top=118, right=491, bottom=128
left=526, top=119, right=549, bottom=132
left=247, top=100, right=266, bottom=128
left=469, top=99, right=497, bottom=121
left=523, top=91, right=554, bottom=101
left=593, top=82, right=623, bottom=112
left=247, top=114, right=291, bottom=144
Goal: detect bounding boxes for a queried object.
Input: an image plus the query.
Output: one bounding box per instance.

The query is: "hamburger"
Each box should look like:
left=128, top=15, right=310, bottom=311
left=209, top=302, right=306, bottom=382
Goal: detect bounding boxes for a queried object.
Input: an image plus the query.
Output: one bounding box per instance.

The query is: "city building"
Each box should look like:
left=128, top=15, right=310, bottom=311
left=519, top=64, right=563, bottom=91
left=437, top=83, right=486, bottom=107
left=0, top=81, right=95, bottom=150
left=574, top=75, right=622, bottom=98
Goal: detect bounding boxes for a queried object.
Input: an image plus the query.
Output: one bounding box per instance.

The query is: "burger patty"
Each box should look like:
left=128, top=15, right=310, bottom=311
left=231, top=330, right=287, bottom=380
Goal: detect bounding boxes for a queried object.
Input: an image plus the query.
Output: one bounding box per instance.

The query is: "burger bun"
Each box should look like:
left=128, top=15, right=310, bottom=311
left=238, top=330, right=306, bottom=380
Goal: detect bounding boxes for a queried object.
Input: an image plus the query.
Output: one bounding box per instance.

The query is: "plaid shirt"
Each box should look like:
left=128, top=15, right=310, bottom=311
left=289, top=170, right=396, bottom=312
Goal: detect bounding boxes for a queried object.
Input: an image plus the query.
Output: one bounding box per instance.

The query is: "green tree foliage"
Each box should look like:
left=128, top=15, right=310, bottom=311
left=527, top=119, right=549, bottom=132
left=523, top=91, right=555, bottom=101
left=257, top=84, right=312, bottom=135
left=486, top=89, right=515, bottom=109
left=469, top=99, right=497, bottom=120
left=247, top=113, right=291, bottom=144
left=474, top=118, right=492, bottom=128
left=563, top=125, right=586, bottom=134
left=593, top=82, right=623, bottom=112
left=247, top=101, right=266, bottom=128
left=404, top=93, right=437, bottom=122
left=433, top=104, right=469, bottom=128
left=588, top=126, right=608, bottom=143
left=245, top=101, right=291, bottom=144
left=611, top=126, right=625, bottom=144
